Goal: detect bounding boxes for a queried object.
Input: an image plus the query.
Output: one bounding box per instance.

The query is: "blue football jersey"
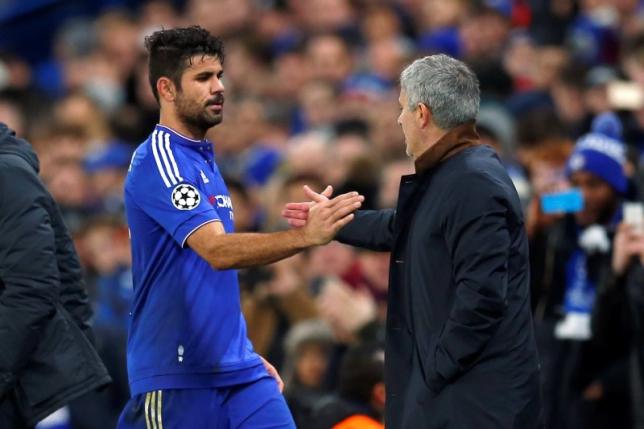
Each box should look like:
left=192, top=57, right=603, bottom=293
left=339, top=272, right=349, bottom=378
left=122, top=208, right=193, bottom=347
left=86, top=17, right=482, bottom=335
left=124, top=125, right=264, bottom=395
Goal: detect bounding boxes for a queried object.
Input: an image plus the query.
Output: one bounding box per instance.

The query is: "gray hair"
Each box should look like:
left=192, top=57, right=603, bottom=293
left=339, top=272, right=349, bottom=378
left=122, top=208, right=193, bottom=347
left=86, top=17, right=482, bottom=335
left=400, top=54, right=480, bottom=130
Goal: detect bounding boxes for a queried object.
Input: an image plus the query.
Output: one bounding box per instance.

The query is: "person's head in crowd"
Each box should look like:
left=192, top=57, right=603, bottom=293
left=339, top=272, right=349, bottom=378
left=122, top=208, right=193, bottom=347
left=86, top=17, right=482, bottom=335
left=229, top=97, right=268, bottom=147
left=144, top=26, right=226, bottom=137
left=306, top=34, right=353, bottom=86
left=550, top=64, right=589, bottom=128
left=622, top=32, right=644, bottom=86
left=261, top=172, right=324, bottom=231
left=516, top=109, right=573, bottom=195
left=221, top=41, right=267, bottom=96
left=355, top=250, right=390, bottom=321
left=584, top=65, right=618, bottom=115
left=54, top=92, right=111, bottom=142
left=138, top=0, right=181, bottom=38
left=0, top=51, right=33, bottom=94
left=47, top=158, right=92, bottom=210
left=397, top=54, right=479, bottom=161
left=95, top=11, right=139, bottom=82
left=361, top=4, right=404, bottom=44
left=85, top=141, right=134, bottom=212
left=79, top=215, right=131, bottom=275
left=337, top=342, right=385, bottom=419
left=299, top=80, right=338, bottom=131
left=534, top=46, right=570, bottom=90
left=566, top=112, right=627, bottom=226
left=460, top=5, right=511, bottom=61
left=419, top=0, right=469, bottom=31
left=367, top=38, right=413, bottom=84
left=226, top=177, right=258, bottom=232
left=283, top=319, right=335, bottom=390
left=370, top=99, right=406, bottom=159
left=32, top=123, right=89, bottom=181
left=325, top=130, right=371, bottom=187
left=82, top=51, right=127, bottom=114
left=502, top=32, right=539, bottom=91
left=0, top=97, right=25, bottom=137
left=378, top=158, right=414, bottom=208
left=298, top=0, right=355, bottom=34
left=272, top=46, right=311, bottom=98
left=477, top=104, right=516, bottom=157
left=308, top=241, right=356, bottom=280
left=285, top=132, right=331, bottom=179
left=186, top=0, right=255, bottom=37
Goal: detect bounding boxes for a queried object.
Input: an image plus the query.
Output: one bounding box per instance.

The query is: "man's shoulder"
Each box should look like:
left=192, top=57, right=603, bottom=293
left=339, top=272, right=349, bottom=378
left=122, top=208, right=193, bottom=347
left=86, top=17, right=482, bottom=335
left=127, top=137, right=193, bottom=188
left=0, top=154, right=40, bottom=192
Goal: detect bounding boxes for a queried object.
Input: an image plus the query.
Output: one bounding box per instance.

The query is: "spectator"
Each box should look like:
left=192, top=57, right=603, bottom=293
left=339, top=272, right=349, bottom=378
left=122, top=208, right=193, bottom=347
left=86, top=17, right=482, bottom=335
left=532, top=113, right=632, bottom=429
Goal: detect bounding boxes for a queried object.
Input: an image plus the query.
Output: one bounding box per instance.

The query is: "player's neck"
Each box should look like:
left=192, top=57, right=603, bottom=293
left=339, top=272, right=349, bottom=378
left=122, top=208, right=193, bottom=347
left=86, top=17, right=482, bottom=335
left=158, top=113, right=206, bottom=141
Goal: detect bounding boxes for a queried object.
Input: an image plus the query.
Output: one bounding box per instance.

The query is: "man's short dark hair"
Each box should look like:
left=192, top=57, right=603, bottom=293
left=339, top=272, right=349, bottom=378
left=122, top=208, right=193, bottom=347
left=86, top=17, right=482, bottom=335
left=144, top=26, right=225, bottom=102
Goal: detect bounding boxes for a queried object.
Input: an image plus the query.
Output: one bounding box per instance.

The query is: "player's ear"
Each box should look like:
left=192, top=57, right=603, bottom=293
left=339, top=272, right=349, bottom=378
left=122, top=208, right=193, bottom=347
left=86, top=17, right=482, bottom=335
left=157, top=77, right=177, bottom=102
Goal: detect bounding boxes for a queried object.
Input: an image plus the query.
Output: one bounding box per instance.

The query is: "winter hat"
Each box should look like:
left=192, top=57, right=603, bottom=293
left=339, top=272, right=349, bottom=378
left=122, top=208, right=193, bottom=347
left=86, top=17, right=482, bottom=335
left=566, top=112, right=627, bottom=194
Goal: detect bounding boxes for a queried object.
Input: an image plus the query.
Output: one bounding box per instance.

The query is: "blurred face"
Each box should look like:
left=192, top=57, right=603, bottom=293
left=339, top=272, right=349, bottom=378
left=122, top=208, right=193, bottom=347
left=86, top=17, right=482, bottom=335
left=571, top=171, right=619, bottom=226
left=174, top=55, right=225, bottom=133
left=295, top=343, right=329, bottom=388
left=397, top=89, right=420, bottom=158
left=308, top=36, right=352, bottom=84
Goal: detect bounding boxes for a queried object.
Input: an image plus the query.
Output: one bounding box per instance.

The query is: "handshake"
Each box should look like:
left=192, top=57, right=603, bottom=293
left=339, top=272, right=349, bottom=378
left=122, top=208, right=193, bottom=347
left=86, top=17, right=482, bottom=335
left=282, top=185, right=363, bottom=246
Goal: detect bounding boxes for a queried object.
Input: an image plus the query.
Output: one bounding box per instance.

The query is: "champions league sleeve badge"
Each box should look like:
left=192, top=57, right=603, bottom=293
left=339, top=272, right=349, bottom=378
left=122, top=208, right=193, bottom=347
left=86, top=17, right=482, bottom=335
left=172, top=184, right=201, bottom=210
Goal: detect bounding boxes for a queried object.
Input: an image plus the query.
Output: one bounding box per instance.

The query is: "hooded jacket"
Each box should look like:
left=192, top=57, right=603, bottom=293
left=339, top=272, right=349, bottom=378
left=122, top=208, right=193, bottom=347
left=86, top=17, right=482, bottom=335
left=0, top=123, right=110, bottom=427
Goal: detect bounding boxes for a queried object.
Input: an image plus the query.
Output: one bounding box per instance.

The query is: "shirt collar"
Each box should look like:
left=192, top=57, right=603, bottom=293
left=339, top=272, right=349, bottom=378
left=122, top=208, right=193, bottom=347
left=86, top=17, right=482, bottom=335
left=155, top=124, right=213, bottom=151
left=414, top=121, right=480, bottom=174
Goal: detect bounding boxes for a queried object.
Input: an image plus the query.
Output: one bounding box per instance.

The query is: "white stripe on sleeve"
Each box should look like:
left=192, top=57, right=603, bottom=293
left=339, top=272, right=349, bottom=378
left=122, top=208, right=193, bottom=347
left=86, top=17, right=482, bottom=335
left=151, top=130, right=171, bottom=188
left=164, top=132, right=184, bottom=182
left=157, top=131, right=178, bottom=186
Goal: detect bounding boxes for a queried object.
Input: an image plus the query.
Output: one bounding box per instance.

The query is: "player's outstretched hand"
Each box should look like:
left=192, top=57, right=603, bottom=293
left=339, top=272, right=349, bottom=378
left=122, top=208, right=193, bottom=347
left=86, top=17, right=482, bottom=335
left=282, top=185, right=333, bottom=228
left=301, top=190, right=363, bottom=246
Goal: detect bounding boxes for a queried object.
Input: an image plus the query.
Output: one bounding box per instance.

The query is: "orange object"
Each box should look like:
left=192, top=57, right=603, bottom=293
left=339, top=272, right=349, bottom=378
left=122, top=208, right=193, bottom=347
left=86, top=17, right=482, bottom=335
left=332, top=414, right=384, bottom=429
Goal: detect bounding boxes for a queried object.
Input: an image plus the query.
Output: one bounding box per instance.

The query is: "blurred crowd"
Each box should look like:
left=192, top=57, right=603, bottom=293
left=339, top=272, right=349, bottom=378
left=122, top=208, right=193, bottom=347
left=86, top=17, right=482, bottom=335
left=2, top=0, right=644, bottom=428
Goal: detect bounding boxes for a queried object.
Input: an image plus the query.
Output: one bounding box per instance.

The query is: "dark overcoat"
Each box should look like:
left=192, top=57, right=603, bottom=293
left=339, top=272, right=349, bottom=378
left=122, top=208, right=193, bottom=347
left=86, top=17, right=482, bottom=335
left=337, top=123, right=541, bottom=428
left=0, top=123, right=110, bottom=427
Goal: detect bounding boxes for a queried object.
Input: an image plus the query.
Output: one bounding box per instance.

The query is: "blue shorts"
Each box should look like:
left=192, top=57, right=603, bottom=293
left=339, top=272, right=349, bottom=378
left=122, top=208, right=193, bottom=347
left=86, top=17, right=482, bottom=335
left=117, top=376, right=295, bottom=429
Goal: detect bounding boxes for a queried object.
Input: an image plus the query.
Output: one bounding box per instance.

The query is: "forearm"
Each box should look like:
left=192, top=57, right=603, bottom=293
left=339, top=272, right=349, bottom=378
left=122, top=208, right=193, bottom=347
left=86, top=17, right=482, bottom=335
left=335, top=209, right=395, bottom=251
left=205, top=229, right=309, bottom=270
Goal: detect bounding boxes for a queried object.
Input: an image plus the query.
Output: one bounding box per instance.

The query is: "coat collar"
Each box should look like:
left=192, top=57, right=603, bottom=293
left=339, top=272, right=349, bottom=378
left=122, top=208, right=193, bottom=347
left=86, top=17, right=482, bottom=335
left=414, top=121, right=480, bottom=174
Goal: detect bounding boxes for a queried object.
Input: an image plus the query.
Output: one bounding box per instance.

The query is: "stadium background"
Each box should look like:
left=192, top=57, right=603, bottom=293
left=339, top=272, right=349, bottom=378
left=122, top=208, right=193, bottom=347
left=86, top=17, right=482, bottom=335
left=1, top=0, right=644, bottom=428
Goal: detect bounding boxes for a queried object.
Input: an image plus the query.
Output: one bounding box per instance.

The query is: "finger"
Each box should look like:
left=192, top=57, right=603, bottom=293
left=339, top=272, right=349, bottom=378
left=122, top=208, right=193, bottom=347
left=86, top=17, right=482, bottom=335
left=326, top=192, right=363, bottom=209
left=332, top=213, right=355, bottom=231
left=304, top=185, right=328, bottom=202
left=284, top=202, right=311, bottom=211
left=321, top=185, right=334, bottom=198
left=287, top=219, right=307, bottom=228
left=327, top=199, right=363, bottom=222
left=282, top=209, right=309, bottom=220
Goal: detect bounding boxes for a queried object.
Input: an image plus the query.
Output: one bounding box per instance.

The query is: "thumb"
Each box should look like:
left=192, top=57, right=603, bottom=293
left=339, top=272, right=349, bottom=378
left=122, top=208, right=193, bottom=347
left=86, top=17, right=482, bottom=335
left=304, top=185, right=329, bottom=202
left=321, top=185, right=334, bottom=199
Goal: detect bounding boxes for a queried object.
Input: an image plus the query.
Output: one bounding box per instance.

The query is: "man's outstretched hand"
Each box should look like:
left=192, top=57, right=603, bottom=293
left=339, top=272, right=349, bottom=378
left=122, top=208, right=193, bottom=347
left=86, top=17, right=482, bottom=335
left=282, top=185, right=333, bottom=228
left=299, top=188, right=363, bottom=246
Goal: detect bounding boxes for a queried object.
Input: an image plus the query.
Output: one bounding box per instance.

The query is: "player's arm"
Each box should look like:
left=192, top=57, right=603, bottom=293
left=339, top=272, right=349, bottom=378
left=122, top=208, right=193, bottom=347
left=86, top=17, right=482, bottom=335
left=187, top=191, right=364, bottom=270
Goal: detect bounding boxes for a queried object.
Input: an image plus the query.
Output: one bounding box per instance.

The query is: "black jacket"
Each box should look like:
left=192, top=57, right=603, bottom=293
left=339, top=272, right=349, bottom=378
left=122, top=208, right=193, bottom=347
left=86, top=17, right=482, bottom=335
left=337, top=123, right=541, bottom=428
left=0, top=123, right=110, bottom=427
